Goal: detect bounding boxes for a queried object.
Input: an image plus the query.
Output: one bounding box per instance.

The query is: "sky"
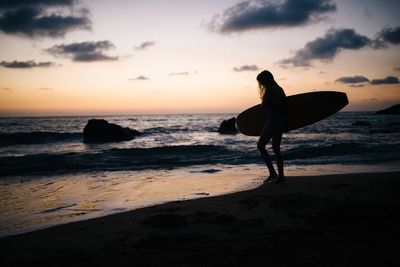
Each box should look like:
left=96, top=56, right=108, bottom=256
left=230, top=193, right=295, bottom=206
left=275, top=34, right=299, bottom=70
left=0, top=0, right=399, bottom=116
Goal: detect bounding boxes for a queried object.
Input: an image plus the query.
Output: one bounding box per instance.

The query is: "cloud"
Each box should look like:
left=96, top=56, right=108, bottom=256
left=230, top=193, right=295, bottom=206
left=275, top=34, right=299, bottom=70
left=46, top=41, right=118, bottom=62
left=0, top=60, right=55, bottom=68
left=336, top=75, right=370, bottom=84
left=335, top=75, right=400, bottom=86
left=370, top=76, right=399, bottom=85
left=233, top=65, right=259, bottom=72
left=130, top=75, right=149, bottom=81
left=0, top=0, right=75, bottom=9
left=209, top=0, right=336, bottom=33
left=372, top=26, right=400, bottom=48
left=169, top=72, right=191, bottom=76
left=394, top=67, right=400, bottom=72
left=278, top=28, right=370, bottom=67
left=39, top=87, right=53, bottom=90
left=134, top=41, right=155, bottom=51
left=0, top=0, right=91, bottom=38
left=3, top=87, right=13, bottom=92
left=363, top=98, right=378, bottom=102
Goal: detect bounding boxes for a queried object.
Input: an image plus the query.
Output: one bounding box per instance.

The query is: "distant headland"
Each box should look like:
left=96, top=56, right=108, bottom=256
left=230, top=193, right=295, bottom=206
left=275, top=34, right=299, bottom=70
left=376, top=104, right=400, bottom=115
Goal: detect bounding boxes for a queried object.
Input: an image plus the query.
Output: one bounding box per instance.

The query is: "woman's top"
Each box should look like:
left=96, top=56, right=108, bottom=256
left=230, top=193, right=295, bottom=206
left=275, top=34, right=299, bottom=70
left=261, top=83, right=286, bottom=110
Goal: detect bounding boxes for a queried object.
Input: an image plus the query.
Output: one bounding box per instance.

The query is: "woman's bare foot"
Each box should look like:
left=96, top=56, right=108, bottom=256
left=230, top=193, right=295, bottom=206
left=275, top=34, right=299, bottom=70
left=275, top=176, right=285, bottom=184
left=264, top=173, right=278, bottom=183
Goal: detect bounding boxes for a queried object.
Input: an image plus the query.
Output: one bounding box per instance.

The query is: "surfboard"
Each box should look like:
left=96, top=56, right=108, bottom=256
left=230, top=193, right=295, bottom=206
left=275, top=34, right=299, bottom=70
left=236, top=91, right=348, bottom=136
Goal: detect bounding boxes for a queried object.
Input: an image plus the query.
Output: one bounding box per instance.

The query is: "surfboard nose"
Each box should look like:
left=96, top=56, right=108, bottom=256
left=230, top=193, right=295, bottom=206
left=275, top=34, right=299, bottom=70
left=337, top=92, right=349, bottom=109
left=344, top=92, right=349, bottom=105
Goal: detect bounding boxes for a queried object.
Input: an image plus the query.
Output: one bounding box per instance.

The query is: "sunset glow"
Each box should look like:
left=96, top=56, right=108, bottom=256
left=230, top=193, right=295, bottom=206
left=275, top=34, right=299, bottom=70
left=1, top=0, right=399, bottom=116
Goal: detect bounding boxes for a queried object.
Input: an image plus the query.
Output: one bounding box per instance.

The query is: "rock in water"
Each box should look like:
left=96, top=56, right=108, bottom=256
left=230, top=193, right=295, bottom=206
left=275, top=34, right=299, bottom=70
left=218, top=117, right=238, bottom=134
left=83, top=119, right=140, bottom=143
left=375, top=104, right=400, bottom=115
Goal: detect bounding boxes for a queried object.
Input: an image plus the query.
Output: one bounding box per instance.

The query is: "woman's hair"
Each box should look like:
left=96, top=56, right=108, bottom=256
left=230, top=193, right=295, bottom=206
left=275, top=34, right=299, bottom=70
left=257, top=70, right=274, bottom=98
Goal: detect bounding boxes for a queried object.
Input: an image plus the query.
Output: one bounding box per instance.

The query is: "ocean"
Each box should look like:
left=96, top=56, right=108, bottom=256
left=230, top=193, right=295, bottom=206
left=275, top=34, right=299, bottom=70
left=1, top=112, right=400, bottom=237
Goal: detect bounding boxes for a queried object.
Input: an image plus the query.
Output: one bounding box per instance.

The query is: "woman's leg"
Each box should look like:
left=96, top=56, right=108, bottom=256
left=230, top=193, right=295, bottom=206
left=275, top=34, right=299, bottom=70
left=272, top=132, right=284, bottom=182
left=257, top=129, right=277, bottom=180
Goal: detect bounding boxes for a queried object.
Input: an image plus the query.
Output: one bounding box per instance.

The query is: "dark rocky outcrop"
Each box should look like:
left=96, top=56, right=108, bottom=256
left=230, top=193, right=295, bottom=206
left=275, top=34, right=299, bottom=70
left=83, top=119, right=140, bottom=143
left=218, top=117, right=238, bottom=134
left=375, top=104, right=400, bottom=115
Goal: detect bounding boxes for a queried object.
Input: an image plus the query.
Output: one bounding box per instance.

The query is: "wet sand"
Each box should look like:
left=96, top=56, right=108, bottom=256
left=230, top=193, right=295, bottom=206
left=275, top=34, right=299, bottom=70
left=1, top=171, right=399, bottom=266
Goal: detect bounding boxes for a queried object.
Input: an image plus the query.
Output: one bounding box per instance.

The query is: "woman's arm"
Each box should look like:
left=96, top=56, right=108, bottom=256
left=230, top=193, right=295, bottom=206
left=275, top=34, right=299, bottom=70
left=261, top=94, right=268, bottom=110
left=261, top=91, right=275, bottom=110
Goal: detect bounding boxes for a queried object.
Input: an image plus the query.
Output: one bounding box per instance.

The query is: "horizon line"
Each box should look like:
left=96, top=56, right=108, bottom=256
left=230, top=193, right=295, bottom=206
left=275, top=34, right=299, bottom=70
left=0, top=110, right=377, bottom=118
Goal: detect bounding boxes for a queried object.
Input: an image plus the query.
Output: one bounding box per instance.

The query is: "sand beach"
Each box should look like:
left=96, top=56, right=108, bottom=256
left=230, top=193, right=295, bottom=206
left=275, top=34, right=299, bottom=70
left=1, top=171, right=399, bottom=266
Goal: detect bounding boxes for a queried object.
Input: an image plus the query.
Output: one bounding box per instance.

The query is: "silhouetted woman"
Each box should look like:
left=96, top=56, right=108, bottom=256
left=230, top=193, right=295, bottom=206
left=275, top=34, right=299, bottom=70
left=256, top=70, right=286, bottom=183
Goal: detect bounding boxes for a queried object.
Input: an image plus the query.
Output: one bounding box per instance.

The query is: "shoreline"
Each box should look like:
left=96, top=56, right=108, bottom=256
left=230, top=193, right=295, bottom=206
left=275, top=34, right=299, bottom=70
left=1, top=171, right=399, bottom=266
left=2, top=163, right=400, bottom=239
